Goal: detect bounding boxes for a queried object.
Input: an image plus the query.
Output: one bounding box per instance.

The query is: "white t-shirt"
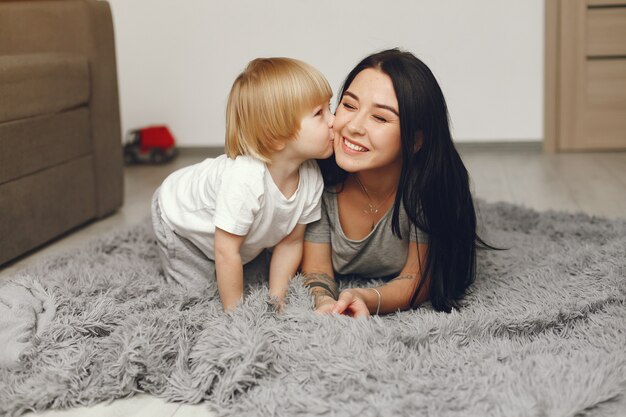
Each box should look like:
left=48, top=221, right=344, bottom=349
left=158, top=154, right=323, bottom=264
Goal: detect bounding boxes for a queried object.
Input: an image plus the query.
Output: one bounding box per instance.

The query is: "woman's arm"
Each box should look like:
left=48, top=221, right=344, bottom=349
left=333, top=242, right=430, bottom=317
left=301, top=240, right=338, bottom=313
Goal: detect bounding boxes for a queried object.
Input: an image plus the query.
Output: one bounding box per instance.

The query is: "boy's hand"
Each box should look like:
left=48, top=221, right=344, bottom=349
left=268, top=295, right=286, bottom=313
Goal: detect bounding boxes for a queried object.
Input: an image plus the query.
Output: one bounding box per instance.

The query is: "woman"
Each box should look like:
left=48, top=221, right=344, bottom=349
left=302, top=48, right=489, bottom=317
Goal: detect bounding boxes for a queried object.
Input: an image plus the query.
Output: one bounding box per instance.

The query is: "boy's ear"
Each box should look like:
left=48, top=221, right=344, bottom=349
left=414, top=131, right=424, bottom=153
left=272, top=140, right=287, bottom=151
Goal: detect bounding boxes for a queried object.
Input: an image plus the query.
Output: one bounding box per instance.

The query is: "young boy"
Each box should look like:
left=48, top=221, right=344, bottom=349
left=151, top=57, right=334, bottom=310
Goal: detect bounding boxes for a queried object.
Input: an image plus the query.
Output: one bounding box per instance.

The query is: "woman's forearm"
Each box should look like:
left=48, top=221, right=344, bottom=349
left=353, top=274, right=420, bottom=314
left=302, top=272, right=338, bottom=306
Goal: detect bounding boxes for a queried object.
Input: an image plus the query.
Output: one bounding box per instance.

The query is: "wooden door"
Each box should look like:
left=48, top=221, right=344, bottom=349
left=545, top=0, right=626, bottom=151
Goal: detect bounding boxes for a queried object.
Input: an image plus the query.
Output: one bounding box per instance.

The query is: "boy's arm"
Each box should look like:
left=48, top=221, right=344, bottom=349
left=268, top=224, right=306, bottom=304
left=214, top=227, right=246, bottom=311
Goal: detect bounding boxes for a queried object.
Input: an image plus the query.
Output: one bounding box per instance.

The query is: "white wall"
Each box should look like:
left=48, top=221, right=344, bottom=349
left=108, top=0, right=544, bottom=146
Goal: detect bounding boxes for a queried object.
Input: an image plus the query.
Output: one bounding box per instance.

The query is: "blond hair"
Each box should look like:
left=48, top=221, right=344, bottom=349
left=225, top=57, right=332, bottom=162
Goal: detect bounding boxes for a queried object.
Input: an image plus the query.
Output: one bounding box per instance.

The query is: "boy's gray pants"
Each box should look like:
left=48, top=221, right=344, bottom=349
left=151, top=189, right=268, bottom=291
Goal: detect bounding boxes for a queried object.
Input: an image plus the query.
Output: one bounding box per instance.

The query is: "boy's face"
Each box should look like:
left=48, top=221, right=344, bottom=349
left=289, top=102, right=335, bottom=160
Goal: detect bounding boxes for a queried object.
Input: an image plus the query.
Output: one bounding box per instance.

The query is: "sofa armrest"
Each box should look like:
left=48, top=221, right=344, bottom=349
left=0, top=0, right=123, bottom=217
left=84, top=0, right=123, bottom=217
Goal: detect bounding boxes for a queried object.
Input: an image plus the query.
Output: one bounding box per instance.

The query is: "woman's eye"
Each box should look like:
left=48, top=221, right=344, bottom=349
left=373, top=115, right=388, bottom=123
left=342, top=102, right=356, bottom=110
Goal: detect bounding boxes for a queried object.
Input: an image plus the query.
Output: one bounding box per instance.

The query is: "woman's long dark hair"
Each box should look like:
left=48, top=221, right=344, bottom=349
left=320, top=48, right=493, bottom=313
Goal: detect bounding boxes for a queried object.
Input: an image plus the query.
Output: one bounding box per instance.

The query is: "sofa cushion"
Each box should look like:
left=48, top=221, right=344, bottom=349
left=0, top=53, right=89, bottom=124
left=0, top=107, right=91, bottom=184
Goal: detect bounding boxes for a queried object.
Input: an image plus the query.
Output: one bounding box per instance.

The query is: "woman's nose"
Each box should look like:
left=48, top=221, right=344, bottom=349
left=347, top=113, right=365, bottom=135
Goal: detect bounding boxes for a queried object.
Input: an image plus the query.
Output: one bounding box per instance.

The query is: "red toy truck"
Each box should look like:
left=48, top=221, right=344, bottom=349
left=123, top=125, right=178, bottom=164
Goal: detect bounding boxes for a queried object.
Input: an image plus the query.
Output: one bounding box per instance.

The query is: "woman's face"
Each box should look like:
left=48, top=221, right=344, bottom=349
left=333, top=68, right=402, bottom=174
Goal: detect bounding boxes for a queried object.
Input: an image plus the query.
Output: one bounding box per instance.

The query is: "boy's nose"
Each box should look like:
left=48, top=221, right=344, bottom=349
left=328, top=114, right=335, bottom=127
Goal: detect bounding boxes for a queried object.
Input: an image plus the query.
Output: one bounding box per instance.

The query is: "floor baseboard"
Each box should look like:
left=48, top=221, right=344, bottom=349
left=455, top=141, right=542, bottom=152
left=176, top=147, right=223, bottom=157
left=176, top=141, right=545, bottom=157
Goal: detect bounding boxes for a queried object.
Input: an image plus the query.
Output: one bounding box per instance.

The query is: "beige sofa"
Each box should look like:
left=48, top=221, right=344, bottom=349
left=0, top=0, right=124, bottom=265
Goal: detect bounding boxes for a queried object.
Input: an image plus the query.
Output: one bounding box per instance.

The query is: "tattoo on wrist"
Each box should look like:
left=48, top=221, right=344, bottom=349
left=390, top=274, right=414, bottom=282
left=303, top=272, right=338, bottom=301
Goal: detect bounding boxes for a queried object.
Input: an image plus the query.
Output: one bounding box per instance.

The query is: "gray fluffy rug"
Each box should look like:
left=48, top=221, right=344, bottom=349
left=1, top=201, right=625, bottom=417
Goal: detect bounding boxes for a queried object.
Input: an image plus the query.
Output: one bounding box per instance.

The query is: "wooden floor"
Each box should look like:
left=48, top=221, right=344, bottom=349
left=461, top=143, right=626, bottom=218
left=1, top=143, right=625, bottom=417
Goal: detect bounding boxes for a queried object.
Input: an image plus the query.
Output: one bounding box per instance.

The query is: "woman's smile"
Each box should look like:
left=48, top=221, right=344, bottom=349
left=342, top=136, right=368, bottom=153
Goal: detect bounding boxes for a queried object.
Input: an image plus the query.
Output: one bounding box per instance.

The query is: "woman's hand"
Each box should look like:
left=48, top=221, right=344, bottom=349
left=331, top=289, right=370, bottom=319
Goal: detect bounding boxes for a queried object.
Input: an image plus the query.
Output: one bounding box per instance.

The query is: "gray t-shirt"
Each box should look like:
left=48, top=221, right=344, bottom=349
left=304, top=186, right=429, bottom=280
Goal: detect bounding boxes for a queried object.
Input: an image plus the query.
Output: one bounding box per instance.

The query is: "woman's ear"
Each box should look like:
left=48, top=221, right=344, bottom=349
left=414, top=131, right=424, bottom=153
